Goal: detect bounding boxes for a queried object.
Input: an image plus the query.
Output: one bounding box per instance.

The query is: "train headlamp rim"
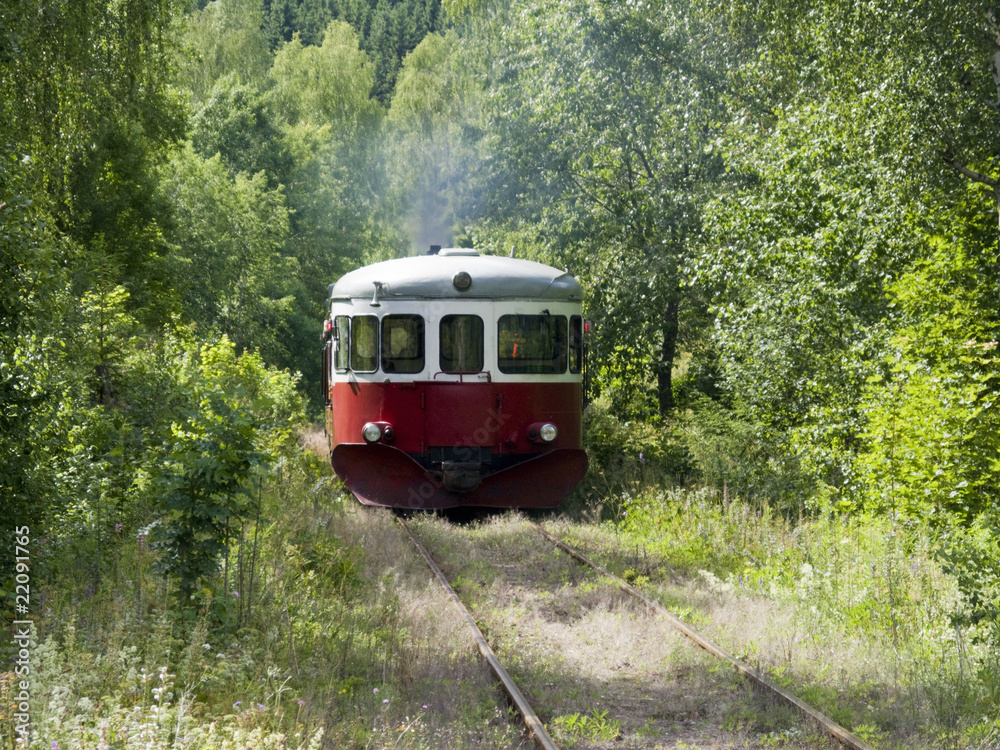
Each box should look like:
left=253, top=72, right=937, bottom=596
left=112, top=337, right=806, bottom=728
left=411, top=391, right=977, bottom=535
left=539, top=423, right=558, bottom=442
left=362, top=422, right=383, bottom=443
left=452, top=271, right=472, bottom=291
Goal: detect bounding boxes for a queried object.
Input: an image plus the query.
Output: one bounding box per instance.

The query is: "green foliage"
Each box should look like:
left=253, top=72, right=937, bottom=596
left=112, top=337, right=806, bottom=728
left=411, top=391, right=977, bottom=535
left=2, top=0, right=185, bottom=323
left=698, top=0, right=1000, bottom=509
left=176, top=0, right=273, bottom=103
left=700, top=99, right=910, bottom=462
left=159, top=143, right=296, bottom=365
left=150, top=336, right=304, bottom=599
left=263, top=0, right=444, bottom=103
left=477, top=0, right=727, bottom=417
left=0, top=152, right=77, bottom=606
left=852, top=232, right=1000, bottom=521
left=576, top=396, right=691, bottom=510
left=190, top=74, right=294, bottom=186
left=552, top=709, right=621, bottom=745
left=153, top=395, right=266, bottom=599
left=680, top=396, right=811, bottom=511
left=269, top=22, right=383, bottom=133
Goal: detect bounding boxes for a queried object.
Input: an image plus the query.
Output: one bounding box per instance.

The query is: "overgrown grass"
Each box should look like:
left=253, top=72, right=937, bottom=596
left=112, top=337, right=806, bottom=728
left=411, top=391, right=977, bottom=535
left=1, top=439, right=527, bottom=749
left=555, top=488, right=1000, bottom=749
left=11, top=413, right=1000, bottom=749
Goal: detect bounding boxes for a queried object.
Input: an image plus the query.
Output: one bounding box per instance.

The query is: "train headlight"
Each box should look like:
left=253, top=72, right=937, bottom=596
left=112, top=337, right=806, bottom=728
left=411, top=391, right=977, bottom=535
left=362, top=422, right=383, bottom=443
left=528, top=422, right=558, bottom=444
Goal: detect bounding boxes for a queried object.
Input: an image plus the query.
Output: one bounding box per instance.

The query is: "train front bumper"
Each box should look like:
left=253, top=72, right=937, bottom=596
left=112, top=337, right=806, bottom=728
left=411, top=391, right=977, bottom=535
left=331, top=443, right=588, bottom=509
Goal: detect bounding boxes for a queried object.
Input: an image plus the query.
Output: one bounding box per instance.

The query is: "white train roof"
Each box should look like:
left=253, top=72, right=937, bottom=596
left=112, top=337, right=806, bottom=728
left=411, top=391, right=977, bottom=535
left=328, top=249, right=583, bottom=301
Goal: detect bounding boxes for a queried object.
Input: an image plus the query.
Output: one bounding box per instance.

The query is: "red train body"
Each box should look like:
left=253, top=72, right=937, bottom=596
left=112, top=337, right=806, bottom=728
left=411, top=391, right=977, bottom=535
left=321, top=248, right=588, bottom=509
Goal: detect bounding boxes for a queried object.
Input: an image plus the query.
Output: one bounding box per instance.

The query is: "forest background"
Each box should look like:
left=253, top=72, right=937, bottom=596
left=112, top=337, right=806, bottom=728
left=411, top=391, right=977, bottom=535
left=3, top=0, right=1000, bottom=744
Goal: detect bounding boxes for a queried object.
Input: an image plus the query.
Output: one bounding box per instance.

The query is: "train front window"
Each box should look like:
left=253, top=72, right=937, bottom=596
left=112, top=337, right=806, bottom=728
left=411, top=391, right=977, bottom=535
left=440, top=315, right=484, bottom=373
left=382, top=315, right=424, bottom=373
left=334, top=316, right=350, bottom=371
left=497, top=314, right=568, bottom=374
left=351, top=315, right=378, bottom=372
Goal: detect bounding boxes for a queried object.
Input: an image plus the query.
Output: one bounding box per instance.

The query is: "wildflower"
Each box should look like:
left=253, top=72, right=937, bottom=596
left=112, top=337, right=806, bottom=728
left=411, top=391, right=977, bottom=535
left=232, top=591, right=240, bottom=598
left=258, top=704, right=266, bottom=711
left=234, top=701, right=242, bottom=708
left=383, top=699, right=389, bottom=704
left=114, top=523, right=123, bottom=533
left=52, top=743, right=60, bottom=750
left=298, top=700, right=306, bottom=707
left=373, top=688, right=379, bottom=695
left=203, top=643, right=211, bottom=650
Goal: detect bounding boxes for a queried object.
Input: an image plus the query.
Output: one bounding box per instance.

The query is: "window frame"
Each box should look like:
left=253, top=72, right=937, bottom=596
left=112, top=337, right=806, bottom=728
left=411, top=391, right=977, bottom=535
left=381, top=314, right=425, bottom=374
left=439, top=314, right=485, bottom=374
left=333, top=315, right=351, bottom=372
left=497, top=313, right=568, bottom=375
left=350, top=315, right=379, bottom=373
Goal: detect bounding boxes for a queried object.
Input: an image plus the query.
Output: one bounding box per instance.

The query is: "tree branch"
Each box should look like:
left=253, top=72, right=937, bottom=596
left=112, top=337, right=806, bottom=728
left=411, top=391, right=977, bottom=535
left=941, top=152, right=999, bottom=192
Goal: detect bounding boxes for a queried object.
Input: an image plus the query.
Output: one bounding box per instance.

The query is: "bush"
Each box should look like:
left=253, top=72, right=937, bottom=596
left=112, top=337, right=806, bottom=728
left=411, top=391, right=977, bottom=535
left=568, top=395, right=691, bottom=515
left=679, top=395, right=813, bottom=512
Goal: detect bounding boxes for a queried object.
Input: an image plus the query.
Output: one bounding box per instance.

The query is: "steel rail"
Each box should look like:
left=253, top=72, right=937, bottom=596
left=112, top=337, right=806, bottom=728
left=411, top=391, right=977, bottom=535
left=531, top=522, right=873, bottom=750
left=395, top=514, right=560, bottom=750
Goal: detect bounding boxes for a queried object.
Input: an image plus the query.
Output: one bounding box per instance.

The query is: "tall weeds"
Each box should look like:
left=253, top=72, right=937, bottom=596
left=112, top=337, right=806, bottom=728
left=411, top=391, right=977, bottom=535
left=614, top=487, right=1000, bottom=745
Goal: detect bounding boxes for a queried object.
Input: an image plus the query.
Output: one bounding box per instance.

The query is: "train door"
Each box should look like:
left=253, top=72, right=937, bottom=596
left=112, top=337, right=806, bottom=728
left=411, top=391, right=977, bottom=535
left=424, top=311, right=499, bottom=482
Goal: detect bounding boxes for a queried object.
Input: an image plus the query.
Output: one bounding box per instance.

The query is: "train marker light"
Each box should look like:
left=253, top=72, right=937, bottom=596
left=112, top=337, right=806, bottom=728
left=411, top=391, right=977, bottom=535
left=453, top=271, right=472, bottom=291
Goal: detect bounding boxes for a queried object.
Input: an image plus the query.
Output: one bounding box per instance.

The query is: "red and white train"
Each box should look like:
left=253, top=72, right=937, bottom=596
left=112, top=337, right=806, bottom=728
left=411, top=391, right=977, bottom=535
left=321, top=248, right=588, bottom=509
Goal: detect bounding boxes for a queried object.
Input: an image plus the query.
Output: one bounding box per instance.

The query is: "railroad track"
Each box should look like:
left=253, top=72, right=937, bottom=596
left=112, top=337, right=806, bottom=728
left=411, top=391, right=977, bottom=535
left=396, top=512, right=873, bottom=750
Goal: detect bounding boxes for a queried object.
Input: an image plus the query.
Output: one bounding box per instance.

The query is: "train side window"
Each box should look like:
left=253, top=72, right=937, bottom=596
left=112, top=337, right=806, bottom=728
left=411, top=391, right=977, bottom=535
left=382, top=315, right=424, bottom=373
left=351, top=315, right=379, bottom=372
left=440, top=315, right=484, bottom=373
left=334, top=316, right=350, bottom=372
left=497, top=314, right=568, bottom=374
left=569, top=315, right=583, bottom=374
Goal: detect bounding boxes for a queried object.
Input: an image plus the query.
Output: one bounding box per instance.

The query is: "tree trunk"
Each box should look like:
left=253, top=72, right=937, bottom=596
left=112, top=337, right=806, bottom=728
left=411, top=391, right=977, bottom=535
left=657, top=298, right=679, bottom=418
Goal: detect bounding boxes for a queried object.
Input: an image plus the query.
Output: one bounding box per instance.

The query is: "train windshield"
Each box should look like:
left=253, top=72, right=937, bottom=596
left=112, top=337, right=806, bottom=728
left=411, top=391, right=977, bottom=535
left=498, top=314, right=567, bottom=374
left=382, top=315, right=425, bottom=373
left=351, top=315, right=379, bottom=372
left=440, top=315, right=484, bottom=373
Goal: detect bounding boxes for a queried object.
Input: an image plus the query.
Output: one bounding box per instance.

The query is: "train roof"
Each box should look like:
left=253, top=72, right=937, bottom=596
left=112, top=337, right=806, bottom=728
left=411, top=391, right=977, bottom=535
left=328, top=249, right=584, bottom=301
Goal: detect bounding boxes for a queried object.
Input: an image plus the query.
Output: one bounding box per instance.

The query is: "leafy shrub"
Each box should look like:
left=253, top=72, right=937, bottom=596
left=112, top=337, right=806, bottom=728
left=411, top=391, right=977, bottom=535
left=150, top=336, right=305, bottom=602
left=680, top=395, right=813, bottom=512
left=571, top=395, right=691, bottom=514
